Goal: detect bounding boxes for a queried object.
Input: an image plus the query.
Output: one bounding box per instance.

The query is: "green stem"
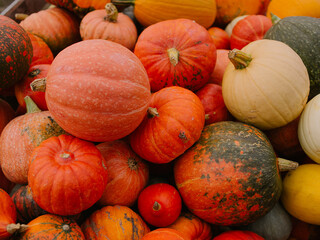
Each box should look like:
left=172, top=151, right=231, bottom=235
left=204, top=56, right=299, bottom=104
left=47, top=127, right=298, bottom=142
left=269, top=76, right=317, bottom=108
left=104, top=3, right=118, bottom=22
left=228, top=49, right=252, bottom=69
left=270, top=12, right=281, bottom=25
left=167, top=48, right=179, bottom=66
left=24, top=96, right=41, bottom=114
left=277, top=158, right=299, bottom=172
left=148, top=107, right=159, bottom=118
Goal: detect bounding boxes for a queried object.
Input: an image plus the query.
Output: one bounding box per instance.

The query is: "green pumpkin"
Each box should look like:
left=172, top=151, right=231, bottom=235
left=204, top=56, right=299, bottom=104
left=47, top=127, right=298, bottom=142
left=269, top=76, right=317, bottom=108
left=264, top=16, right=320, bottom=100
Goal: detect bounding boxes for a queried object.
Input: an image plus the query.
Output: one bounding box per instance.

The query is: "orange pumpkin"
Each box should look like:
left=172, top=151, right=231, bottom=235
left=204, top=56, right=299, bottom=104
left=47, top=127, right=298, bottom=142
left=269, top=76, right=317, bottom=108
left=27, top=32, right=53, bottom=67
left=0, top=188, right=18, bottom=239
left=208, top=27, right=230, bottom=49
left=141, top=228, right=185, bottom=240
left=209, top=49, right=229, bottom=86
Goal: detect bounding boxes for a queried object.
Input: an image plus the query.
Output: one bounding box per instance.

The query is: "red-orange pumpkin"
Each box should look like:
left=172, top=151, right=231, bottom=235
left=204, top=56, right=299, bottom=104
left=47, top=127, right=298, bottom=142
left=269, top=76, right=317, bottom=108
left=0, top=98, right=15, bottom=135
left=134, top=18, right=217, bottom=92
left=208, top=27, right=230, bottom=49
left=141, top=228, right=185, bottom=240
left=28, top=134, right=108, bottom=216
left=213, top=230, right=264, bottom=240
left=27, top=32, right=53, bottom=67
left=0, top=188, right=17, bottom=239
left=209, top=49, right=229, bottom=86
left=130, top=86, right=205, bottom=164
left=96, top=140, right=149, bottom=207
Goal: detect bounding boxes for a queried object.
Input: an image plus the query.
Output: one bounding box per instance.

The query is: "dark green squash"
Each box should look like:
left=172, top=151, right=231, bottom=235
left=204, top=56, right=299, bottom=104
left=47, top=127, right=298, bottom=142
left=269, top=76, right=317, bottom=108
left=0, top=15, right=33, bottom=89
left=174, top=121, right=282, bottom=226
left=264, top=16, right=320, bottom=100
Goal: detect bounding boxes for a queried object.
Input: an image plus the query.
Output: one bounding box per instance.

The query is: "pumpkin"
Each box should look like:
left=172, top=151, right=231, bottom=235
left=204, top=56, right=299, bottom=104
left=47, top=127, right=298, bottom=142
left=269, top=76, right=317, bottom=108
left=0, top=188, right=18, bottom=239
left=112, top=0, right=217, bottom=29
left=15, top=64, right=50, bottom=111
left=213, top=230, right=264, bottom=240
left=27, top=32, right=53, bottom=67
left=28, top=134, right=108, bottom=216
left=134, top=18, right=217, bottom=92
left=298, top=94, right=320, bottom=163
left=0, top=97, right=65, bottom=184
left=96, top=140, right=149, bottom=207
left=208, top=27, right=230, bottom=49
left=209, top=49, right=229, bottom=86
left=15, top=214, right=85, bottom=239
left=281, top=164, right=320, bottom=225
left=0, top=98, right=15, bottom=134
left=20, top=7, right=81, bottom=56
left=31, top=39, right=150, bottom=142
left=266, top=0, right=320, bottom=19
left=0, top=15, right=32, bottom=89
left=80, top=3, right=137, bottom=50
left=222, top=39, right=309, bottom=130
left=129, top=86, right=205, bottom=164
left=167, top=212, right=213, bottom=240
left=81, top=205, right=150, bottom=239
left=174, top=121, right=282, bottom=226
left=230, top=15, right=273, bottom=50
left=264, top=16, right=320, bottom=100
left=225, top=15, right=248, bottom=36
left=141, top=228, right=185, bottom=240
left=138, top=183, right=182, bottom=227
left=11, top=185, right=47, bottom=224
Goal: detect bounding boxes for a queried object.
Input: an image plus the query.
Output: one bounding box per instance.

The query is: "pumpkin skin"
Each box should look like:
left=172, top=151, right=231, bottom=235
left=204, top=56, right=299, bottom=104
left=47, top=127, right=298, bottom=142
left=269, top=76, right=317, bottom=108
left=80, top=3, right=137, bottom=50
left=0, top=15, right=32, bottom=89
left=112, top=0, right=217, bottom=29
left=281, top=164, right=320, bottom=225
left=225, top=15, right=248, bottom=36
left=174, top=121, right=282, bottom=226
left=0, top=188, right=17, bottom=239
left=27, top=32, right=53, bottom=67
left=264, top=16, right=320, bottom=100
left=28, top=134, right=108, bottom=216
left=130, top=86, right=205, bottom=164
left=81, top=205, right=150, bottom=239
left=15, top=64, right=50, bottom=111
left=134, top=18, right=217, bottom=92
left=209, top=49, right=229, bottom=86
left=167, top=212, right=213, bottom=240
left=0, top=98, right=15, bottom=135
left=16, top=214, right=85, bottom=239
left=222, top=39, right=309, bottom=130
left=44, top=39, right=150, bottom=142
left=141, top=228, right=185, bottom=240
left=96, top=140, right=149, bottom=207
left=213, top=230, right=264, bottom=240
left=207, top=27, right=230, bottom=49
left=20, top=7, right=81, bottom=56
left=230, top=15, right=273, bottom=50
left=0, top=97, right=65, bottom=184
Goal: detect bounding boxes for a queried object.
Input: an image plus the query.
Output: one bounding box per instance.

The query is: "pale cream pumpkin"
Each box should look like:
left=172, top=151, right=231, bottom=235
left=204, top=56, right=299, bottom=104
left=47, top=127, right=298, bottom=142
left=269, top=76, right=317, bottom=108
left=222, top=39, right=309, bottom=130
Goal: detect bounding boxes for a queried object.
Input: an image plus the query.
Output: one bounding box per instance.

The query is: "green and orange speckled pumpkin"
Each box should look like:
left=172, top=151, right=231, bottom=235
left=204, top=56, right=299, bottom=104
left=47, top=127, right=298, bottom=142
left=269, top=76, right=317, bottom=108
left=0, top=15, right=32, bottom=89
left=174, top=121, right=282, bottom=226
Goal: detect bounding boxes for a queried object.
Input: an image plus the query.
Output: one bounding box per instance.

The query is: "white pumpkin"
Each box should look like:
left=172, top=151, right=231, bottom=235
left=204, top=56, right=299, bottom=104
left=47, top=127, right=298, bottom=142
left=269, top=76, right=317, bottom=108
left=222, top=39, right=309, bottom=130
left=298, top=94, right=320, bottom=163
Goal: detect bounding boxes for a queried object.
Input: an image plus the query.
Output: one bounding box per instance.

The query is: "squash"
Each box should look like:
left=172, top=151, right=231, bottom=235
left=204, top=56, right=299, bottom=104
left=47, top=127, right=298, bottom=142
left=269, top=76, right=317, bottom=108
left=281, top=164, right=320, bottom=225
left=96, top=140, right=149, bottom=207
left=31, top=39, right=150, bottom=142
left=129, top=86, right=205, bottom=164
left=213, top=230, right=264, bottom=240
left=0, top=98, right=15, bottom=135
left=27, top=32, right=53, bottom=67
left=0, top=97, right=65, bottom=184
left=225, top=15, right=248, bottom=36
left=222, top=39, right=309, bottom=130
left=28, top=134, right=108, bottom=216
left=174, top=121, right=282, bottom=226
left=0, top=15, right=32, bottom=89
left=134, top=18, right=217, bottom=92
left=264, top=16, right=320, bottom=100
left=81, top=205, right=150, bottom=239
left=298, top=94, right=320, bottom=163
left=141, top=228, right=185, bottom=240
left=20, top=7, right=81, bottom=56
left=0, top=188, right=18, bottom=239
left=80, top=3, right=137, bottom=50
left=209, top=49, right=229, bottom=86
left=207, top=27, right=230, bottom=49
left=111, top=0, right=217, bottom=29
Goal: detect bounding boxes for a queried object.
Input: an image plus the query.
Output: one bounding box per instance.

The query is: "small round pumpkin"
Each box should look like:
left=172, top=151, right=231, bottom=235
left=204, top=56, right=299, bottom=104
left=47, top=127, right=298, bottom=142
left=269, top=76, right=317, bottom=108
left=208, top=27, right=230, bottom=49
left=213, top=230, right=264, bottom=240
left=0, top=188, right=17, bottom=239
left=134, top=18, right=217, bottom=92
left=27, top=32, right=53, bottom=67
left=130, top=86, right=205, bottom=164
left=222, top=39, right=309, bottom=130
left=141, top=228, right=185, bottom=240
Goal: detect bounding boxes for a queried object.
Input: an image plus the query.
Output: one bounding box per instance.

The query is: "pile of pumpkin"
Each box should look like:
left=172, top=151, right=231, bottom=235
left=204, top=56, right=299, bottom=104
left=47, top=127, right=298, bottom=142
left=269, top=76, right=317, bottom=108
left=0, top=0, right=320, bottom=239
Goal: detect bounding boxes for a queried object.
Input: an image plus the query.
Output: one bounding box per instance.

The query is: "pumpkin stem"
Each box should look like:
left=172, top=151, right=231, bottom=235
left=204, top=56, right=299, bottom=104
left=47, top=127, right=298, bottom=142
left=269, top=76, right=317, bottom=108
left=15, top=13, right=29, bottom=21
left=148, top=107, right=159, bottom=118
left=104, top=3, right=118, bottom=22
left=29, top=68, right=41, bottom=77
left=277, top=158, right=299, bottom=172
left=167, top=48, right=179, bottom=66
left=62, top=224, right=70, bottom=232
left=60, top=153, right=71, bottom=159
left=7, top=223, right=28, bottom=234
left=25, top=96, right=41, bottom=114
left=153, top=201, right=161, bottom=211
left=111, top=0, right=135, bottom=6
left=128, top=157, right=139, bottom=170
left=30, top=78, right=47, bottom=92
left=205, top=114, right=210, bottom=120
left=228, top=49, right=252, bottom=69
left=270, top=12, right=281, bottom=25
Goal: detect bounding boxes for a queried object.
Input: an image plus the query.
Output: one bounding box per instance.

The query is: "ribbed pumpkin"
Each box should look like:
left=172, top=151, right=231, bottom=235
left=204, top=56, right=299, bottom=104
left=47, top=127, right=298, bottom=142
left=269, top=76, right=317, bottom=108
left=207, top=27, right=230, bottom=49
left=174, top=121, right=282, bottom=226
left=134, top=18, right=217, bottom=92
left=141, top=228, right=185, bottom=240
left=27, top=32, right=53, bottom=67
left=264, top=16, right=320, bottom=100
left=130, top=86, right=205, bottom=164
left=96, top=140, right=149, bottom=207
left=81, top=205, right=150, bottom=239
left=222, top=39, right=309, bottom=130
left=28, top=134, right=108, bottom=216
left=80, top=3, right=137, bottom=50
left=0, top=97, right=65, bottom=184
left=32, top=39, right=150, bottom=142
left=0, top=98, right=15, bottom=134
left=112, top=0, right=217, bottom=29
left=0, top=188, right=18, bottom=239
left=0, top=15, right=32, bottom=89
left=15, top=214, right=85, bottom=239
left=20, top=7, right=81, bottom=56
